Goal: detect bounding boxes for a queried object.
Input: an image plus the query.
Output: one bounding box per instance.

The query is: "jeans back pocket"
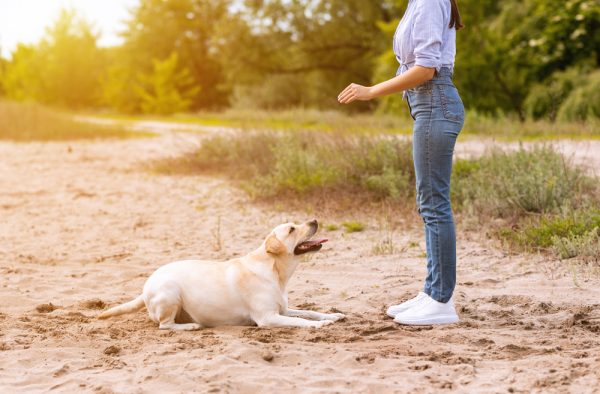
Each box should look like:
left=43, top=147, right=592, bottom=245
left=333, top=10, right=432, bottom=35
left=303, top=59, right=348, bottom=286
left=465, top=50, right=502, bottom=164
left=436, top=84, right=464, bottom=123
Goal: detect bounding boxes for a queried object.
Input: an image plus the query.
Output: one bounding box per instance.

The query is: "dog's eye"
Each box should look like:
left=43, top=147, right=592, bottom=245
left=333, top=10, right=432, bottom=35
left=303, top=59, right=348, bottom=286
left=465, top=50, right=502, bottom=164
left=289, top=227, right=295, bottom=234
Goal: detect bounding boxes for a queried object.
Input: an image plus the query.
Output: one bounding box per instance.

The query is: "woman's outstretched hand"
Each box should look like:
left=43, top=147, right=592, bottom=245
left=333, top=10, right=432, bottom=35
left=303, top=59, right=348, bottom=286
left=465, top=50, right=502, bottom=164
left=337, top=83, right=374, bottom=104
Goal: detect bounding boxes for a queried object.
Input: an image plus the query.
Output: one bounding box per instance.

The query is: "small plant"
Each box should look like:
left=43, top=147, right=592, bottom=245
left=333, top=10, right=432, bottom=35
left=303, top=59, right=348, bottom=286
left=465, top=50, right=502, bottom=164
left=371, top=237, right=396, bottom=255
left=407, top=241, right=420, bottom=248
left=324, top=224, right=339, bottom=231
left=552, top=228, right=600, bottom=262
left=343, top=221, right=365, bottom=233
left=211, top=216, right=223, bottom=252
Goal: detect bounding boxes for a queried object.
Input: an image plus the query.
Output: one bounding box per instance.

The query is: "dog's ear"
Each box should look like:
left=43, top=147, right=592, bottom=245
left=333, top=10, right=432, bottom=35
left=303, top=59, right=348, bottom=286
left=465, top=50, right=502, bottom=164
left=265, top=234, right=286, bottom=256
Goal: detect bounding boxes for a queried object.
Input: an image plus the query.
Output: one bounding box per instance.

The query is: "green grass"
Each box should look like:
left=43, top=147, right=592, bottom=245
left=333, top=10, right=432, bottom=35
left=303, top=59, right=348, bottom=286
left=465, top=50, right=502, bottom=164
left=498, top=208, right=600, bottom=262
left=452, top=146, right=595, bottom=218
left=91, top=108, right=600, bottom=141
left=0, top=101, right=146, bottom=141
left=154, top=131, right=415, bottom=201
left=342, top=221, right=365, bottom=233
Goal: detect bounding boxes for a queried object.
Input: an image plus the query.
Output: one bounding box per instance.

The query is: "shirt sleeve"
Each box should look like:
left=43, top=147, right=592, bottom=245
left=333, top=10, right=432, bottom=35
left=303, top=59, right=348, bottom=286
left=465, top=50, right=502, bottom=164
left=412, top=0, right=445, bottom=71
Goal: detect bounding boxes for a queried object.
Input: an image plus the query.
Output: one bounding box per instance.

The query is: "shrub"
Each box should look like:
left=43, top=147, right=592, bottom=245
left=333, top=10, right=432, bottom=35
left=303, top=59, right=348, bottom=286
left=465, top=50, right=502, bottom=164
left=452, top=146, right=593, bottom=217
left=557, top=71, right=600, bottom=122
left=552, top=228, right=600, bottom=262
left=524, top=67, right=584, bottom=121
left=157, top=131, right=415, bottom=200
left=499, top=208, right=600, bottom=251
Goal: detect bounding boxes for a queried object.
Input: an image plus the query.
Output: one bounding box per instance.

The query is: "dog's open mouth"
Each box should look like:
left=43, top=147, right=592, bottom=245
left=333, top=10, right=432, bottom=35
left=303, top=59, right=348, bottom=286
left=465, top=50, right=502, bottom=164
left=294, top=238, right=328, bottom=255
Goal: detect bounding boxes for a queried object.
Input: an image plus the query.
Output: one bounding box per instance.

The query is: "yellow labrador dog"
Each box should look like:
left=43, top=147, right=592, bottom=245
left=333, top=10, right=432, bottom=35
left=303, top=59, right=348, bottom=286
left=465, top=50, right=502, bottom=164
left=98, top=220, right=344, bottom=330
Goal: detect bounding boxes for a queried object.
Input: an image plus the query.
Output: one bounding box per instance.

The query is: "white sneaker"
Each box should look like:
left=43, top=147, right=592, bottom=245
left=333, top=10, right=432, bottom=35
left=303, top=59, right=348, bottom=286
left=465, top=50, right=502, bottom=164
left=386, top=292, right=429, bottom=318
left=393, top=296, right=459, bottom=325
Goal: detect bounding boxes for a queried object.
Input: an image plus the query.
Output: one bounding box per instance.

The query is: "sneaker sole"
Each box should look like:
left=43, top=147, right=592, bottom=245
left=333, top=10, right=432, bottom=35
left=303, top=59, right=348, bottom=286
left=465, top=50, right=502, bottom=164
left=394, top=315, right=459, bottom=326
left=386, top=296, right=429, bottom=318
left=386, top=308, right=410, bottom=319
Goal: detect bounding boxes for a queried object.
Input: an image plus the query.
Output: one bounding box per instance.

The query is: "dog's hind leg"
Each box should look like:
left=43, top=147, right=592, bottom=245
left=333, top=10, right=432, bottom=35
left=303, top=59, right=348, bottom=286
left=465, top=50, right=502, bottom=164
left=147, top=284, right=202, bottom=331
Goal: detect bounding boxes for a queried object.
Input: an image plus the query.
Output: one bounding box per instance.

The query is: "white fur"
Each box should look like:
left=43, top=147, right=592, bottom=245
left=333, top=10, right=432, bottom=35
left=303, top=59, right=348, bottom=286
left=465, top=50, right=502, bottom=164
left=98, top=221, right=345, bottom=330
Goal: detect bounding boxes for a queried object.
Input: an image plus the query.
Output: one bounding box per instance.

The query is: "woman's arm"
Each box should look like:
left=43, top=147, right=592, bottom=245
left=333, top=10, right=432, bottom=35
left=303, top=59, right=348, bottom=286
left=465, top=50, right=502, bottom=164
left=337, top=66, right=435, bottom=105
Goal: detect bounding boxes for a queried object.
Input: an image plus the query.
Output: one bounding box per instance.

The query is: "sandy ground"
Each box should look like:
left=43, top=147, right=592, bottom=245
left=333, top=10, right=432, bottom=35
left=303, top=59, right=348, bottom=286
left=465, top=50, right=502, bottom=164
left=1, top=129, right=600, bottom=393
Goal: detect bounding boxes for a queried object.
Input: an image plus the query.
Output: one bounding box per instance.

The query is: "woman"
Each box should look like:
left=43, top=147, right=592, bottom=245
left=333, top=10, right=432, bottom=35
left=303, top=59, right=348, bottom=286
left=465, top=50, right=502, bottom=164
left=338, top=0, right=464, bottom=325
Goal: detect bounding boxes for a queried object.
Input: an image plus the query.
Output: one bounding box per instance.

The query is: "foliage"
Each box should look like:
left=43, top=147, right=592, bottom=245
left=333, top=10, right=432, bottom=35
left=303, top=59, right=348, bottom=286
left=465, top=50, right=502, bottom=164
left=0, top=0, right=598, bottom=121
left=524, top=67, right=586, bottom=121
left=557, top=70, right=600, bottom=122
left=452, top=147, right=593, bottom=217
left=154, top=131, right=415, bottom=199
left=342, top=222, right=366, bottom=233
left=213, top=0, right=393, bottom=111
left=499, top=208, right=600, bottom=249
left=120, top=0, right=229, bottom=110
left=136, top=52, right=199, bottom=115
left=1, top=10, right=104, bottom=108
left=552, top=228, right=600, bottom=262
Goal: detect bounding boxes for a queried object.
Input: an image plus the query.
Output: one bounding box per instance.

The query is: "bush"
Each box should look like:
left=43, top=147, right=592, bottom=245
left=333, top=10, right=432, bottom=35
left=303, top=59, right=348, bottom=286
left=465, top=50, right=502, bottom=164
left=557, top=71, right=600, bottom=122
left=499, top=208, right=600, bottom=250
left=157, top=131, right=415, bottom=200
left=524, top=67, right=584, bottom=121
left=552, top=228, right=600, bottom=262
left=452, top=146, right=593, bottom=217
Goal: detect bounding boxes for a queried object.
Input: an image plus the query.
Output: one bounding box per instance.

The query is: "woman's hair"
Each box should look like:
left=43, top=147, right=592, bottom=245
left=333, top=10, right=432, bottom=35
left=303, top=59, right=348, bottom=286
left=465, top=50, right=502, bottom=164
left=449, top=0, right=464, bottom=30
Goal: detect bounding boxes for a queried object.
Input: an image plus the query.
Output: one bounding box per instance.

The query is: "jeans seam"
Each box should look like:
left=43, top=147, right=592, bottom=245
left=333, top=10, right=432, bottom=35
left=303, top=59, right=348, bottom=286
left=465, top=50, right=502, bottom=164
left=425, top=90, right=442, bottom=301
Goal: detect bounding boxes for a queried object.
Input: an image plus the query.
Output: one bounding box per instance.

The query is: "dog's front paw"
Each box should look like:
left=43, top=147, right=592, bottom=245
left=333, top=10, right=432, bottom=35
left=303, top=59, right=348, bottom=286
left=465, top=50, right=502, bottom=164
left=327, top=313, right=346, bottom=322
left=318, top=319, right=335, bottom=327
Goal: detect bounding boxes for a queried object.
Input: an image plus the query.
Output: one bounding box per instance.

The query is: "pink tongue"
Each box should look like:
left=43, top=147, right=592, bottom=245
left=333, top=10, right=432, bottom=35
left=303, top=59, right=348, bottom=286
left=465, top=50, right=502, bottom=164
left=307, top=238, right=328, bottom=246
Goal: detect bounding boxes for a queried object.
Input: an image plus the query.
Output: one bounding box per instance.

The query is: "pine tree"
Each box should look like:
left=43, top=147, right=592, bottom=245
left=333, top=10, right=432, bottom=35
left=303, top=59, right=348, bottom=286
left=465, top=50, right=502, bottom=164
left=136, top=52, right=200, bottom=115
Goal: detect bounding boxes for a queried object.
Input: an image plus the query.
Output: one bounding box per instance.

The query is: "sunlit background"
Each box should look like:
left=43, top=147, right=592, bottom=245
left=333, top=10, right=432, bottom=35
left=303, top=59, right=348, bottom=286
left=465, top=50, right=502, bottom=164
left=0, top=0, right=598, bottom=121
left=0, top=0, right=137, bottom=58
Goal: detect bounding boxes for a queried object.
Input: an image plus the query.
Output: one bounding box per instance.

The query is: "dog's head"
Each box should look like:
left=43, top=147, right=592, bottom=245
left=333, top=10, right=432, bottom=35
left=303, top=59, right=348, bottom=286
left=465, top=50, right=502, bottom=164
left=264, top=219, right=328, bottom=257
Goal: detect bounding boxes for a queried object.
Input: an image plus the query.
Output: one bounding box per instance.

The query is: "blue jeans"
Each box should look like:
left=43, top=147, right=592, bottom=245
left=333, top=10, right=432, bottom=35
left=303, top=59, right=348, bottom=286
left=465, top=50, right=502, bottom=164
left=406, top=68, right=464, bottom=303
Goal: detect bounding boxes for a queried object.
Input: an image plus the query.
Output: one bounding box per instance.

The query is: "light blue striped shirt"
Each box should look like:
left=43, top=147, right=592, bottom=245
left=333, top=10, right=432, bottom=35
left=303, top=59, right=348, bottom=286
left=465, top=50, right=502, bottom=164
left=394, top=0, right=456, bottom=76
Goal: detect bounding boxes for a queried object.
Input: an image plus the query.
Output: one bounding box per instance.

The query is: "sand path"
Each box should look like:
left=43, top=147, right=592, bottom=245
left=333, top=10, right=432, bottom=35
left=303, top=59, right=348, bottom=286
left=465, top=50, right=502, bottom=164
left=1, top=129, right=599, bottom=393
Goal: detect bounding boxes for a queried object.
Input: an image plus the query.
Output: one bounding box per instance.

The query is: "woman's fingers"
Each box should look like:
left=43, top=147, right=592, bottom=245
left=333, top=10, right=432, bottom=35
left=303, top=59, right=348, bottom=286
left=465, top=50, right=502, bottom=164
left=338, top=84, right=354, bottom=101
left=338, top=90, right=354, bottom=104
left=340, top=92, right=356, bottom=104
left=338, top=84, right=357, bottom=104
left=338, top=83, right=372, bottom=104
left=339, top=91, right=355, bottom=104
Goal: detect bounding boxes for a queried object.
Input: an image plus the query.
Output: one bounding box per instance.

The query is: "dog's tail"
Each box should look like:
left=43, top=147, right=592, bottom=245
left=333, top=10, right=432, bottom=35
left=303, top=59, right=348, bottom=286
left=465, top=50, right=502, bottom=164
left=97, top=295, right=145, bottom=320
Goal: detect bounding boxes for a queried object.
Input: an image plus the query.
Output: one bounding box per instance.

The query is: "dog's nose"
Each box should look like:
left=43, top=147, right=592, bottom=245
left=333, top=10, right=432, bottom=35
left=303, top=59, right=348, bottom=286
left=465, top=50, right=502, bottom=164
left=309, top=219, right=318, bottom=227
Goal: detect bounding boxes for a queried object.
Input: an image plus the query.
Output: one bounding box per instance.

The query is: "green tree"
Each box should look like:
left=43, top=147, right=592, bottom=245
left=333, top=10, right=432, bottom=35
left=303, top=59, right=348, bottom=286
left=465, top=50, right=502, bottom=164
left=122, top=0, right=229, bottom=109
left=1, top=9, right=104, bottom=109
left=1, top=44, right=45, bottom=102
left=214, top=0, right=393, bottom=110
left=101, top=47, right=141, bottom=114
left=136, top=52, right=199, bottom=115
left=454, top=0, right=599, bottom=120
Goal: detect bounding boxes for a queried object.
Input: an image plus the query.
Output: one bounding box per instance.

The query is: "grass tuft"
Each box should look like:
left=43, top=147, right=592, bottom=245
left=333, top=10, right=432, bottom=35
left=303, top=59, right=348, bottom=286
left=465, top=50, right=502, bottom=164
left=342, top=221, right=365, bottom=233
